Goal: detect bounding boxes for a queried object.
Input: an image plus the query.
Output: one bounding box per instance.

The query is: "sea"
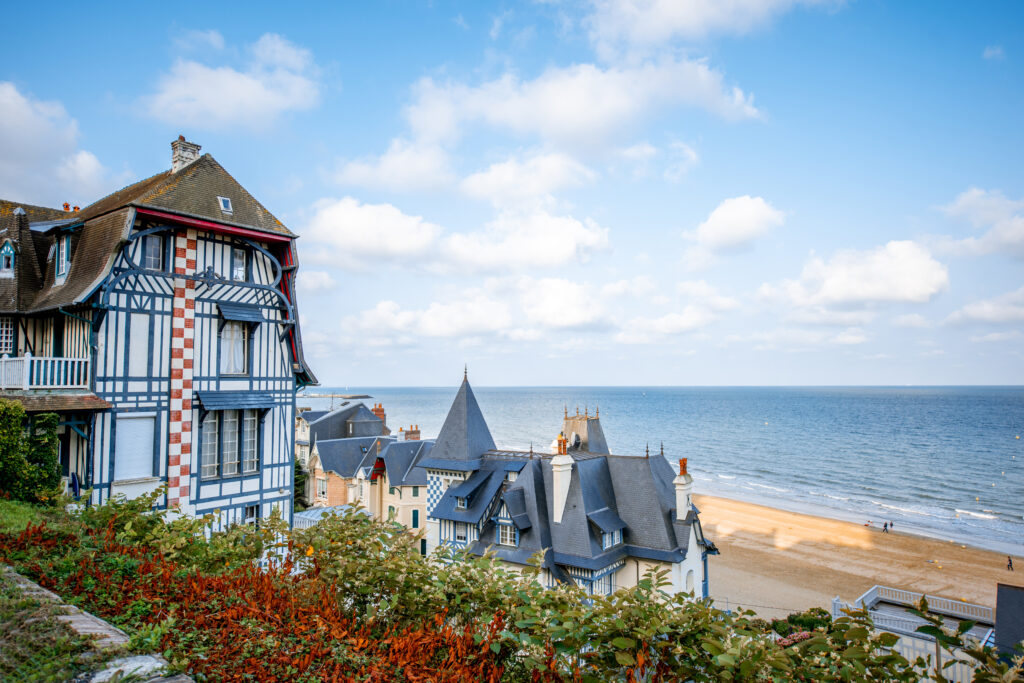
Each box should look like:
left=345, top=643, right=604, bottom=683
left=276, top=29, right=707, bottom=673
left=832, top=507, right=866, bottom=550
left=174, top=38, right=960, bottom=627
left=298, top=386, right=1024, bottom=556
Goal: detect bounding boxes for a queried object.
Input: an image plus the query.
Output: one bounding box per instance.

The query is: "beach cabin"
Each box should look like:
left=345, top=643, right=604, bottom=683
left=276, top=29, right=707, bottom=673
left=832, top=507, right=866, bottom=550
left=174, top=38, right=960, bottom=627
left=423, top=374, right=718, bottom=598
left=0, top=137, right=317, bottom=527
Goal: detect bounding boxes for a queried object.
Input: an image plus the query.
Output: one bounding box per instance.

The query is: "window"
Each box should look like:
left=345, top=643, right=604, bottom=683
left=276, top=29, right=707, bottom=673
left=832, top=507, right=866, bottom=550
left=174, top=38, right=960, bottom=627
left=0, top=317, right=13, bottom=355
left=388, top=505, right=396, bottom=520
left=223, top=411, right=239, bottom=476
left=220, top=321, right=248, bottom=374
left=412, top=509, right=419, bottom=528
left=0, top=241, right=14, bottom=276
left=455, top=523, right=467, bottom=543
left=244, top=504, right=259, bottom=526
left=114, top=415, right=155, bottom=481
left=201, top=410, right=259, bottom=479
left=142, top=235, right=163, bottom=270
left=456, top=497, right=467, bottom=509
left=316, top=477, right=327, bottom=498
left=57, top=235, right=71, bottom=276
left=412, top=486, right=419, bottom=497
left=420, top=539, right=427, bottom=556
left=498, top=524, right=516, bottom=546
left=601, top=529, right=622, bottom=550
left=201, top=413, right=219, bottom=479
left=231, top=247, right=246, bottom=281
left=218, top=196, right=233, bottom=214
left=505, top=471, right=518, bottom=482
left=592, top=573, right=613, bottom=596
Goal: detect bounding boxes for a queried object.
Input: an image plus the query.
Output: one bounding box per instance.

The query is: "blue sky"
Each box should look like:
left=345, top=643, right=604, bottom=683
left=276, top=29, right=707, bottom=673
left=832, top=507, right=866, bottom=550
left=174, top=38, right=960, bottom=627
left=2, top=1, right=1022, bottom=386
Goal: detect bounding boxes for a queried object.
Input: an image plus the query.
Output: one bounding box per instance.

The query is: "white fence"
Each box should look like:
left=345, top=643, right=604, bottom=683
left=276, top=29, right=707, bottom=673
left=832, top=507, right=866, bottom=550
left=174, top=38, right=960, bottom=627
left=0, top=353, right=90, bottom=389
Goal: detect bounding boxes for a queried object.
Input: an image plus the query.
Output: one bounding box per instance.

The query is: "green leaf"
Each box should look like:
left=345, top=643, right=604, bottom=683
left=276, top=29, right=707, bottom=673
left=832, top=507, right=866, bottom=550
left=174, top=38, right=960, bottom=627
left=614, top=651, right=635, bottom=667
left=611, top=637, right=635, bottom=650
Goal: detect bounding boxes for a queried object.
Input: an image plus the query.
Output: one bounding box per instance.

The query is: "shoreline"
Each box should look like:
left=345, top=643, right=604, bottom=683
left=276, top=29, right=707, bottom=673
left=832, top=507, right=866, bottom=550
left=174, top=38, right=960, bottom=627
left=694, top=493, right=1019, bottom=618
left=694, top=485, right=1023, bottom=557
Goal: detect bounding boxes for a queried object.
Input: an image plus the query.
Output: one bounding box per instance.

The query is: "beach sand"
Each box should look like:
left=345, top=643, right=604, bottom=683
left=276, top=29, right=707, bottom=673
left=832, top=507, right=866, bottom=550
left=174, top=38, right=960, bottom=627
left=694, top=494, right=1018, bottom=618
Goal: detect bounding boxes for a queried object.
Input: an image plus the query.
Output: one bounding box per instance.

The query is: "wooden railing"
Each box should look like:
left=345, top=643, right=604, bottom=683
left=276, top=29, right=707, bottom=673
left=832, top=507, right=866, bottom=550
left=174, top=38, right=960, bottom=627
left=0, top=353, right=90, bottom=390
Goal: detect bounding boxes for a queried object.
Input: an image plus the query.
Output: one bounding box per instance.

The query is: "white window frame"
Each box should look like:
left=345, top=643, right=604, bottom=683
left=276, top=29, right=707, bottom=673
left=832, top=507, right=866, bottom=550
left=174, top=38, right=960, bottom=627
left=222, top=410, right=240, bottom=476
left=602, top=529, right=622, bottom=550
left=243, top=411, right=258, bottom=473
left=0, top=317, right=13, bottom=355
left=0, top=241, right=14, bottom=276
left=57, top=235, right=71, bottom=276
left=219, top=321, right=248, bottom=375
left=456, top=496, right=467, bottom=509
left=498, top=524, right=516, bottom=546
left=142, top=234, right=163, bottom=270
left=455, top=522, right=467, bottom=543
left=231, top=247, right=246, bottom=281
left=316, top=477, right=327, bottom=498
left=218, top=196, right=233, bottom=214
left=244, top=504, right=259, bottom=526
left=201, top=413, right=220, bottom=479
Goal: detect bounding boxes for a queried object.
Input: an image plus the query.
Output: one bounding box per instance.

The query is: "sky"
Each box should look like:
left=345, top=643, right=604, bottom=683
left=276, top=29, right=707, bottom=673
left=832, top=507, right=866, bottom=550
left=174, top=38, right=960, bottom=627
left=1, top=1, right=1022, bottom=387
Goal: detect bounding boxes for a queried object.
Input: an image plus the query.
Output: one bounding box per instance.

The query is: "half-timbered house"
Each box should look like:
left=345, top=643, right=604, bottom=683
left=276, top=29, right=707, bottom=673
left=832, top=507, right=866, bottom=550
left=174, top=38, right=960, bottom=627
left=0, top=137, right=316, bottom=526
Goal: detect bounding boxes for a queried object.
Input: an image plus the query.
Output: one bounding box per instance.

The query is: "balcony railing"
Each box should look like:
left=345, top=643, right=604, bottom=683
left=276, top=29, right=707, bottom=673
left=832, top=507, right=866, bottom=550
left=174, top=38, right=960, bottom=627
left=0, top=353, right=90, bottom=390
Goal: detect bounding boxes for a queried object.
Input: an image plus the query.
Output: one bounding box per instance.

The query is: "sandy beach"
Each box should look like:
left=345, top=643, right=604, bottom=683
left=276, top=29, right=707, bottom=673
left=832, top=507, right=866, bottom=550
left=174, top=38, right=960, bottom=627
left=694, top=494, right=1019, bottom=618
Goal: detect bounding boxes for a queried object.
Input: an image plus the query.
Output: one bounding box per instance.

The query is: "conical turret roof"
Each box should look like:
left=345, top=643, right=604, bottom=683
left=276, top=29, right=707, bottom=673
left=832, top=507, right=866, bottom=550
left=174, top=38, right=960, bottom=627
left=432, top=376, right=495, bottom=461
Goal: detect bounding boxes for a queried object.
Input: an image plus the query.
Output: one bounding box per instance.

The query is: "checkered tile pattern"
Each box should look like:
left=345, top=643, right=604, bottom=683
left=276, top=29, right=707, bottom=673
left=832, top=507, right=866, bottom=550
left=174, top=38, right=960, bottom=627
left=426, top=472, right=442, bottom=515
left=167, top=229, right=197, bottom=509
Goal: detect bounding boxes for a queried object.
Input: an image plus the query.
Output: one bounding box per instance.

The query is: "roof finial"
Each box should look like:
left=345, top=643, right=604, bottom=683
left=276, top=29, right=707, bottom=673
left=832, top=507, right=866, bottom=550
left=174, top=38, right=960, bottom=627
left=464, top=364, right=468, bottom=381
left=596, top=405, right=599, bottom=418
left=564, top=404, right=568, bottom=419
left=530, top=442, right=534, bottom=458
left=585, top=405, right=589, bottom=418
left=660, top=442, right=664, bottom=456
left=645, top=443, right=650, bottom=458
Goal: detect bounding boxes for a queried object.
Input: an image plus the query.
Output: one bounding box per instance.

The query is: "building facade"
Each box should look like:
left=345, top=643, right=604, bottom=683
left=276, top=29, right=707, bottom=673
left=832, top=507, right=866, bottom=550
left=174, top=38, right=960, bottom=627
left=423, top=375, right=717, bottom=598
left=0, top=137, right=316, bottom=527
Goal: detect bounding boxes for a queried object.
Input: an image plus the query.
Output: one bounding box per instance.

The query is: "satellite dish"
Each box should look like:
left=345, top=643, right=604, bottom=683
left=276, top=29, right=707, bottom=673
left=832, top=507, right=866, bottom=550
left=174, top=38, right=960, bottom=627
left=570, top=432, right=581, bottom=449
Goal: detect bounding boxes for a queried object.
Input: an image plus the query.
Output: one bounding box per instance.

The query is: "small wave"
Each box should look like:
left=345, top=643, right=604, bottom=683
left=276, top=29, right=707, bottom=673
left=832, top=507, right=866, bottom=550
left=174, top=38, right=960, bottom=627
left=750, top=483, right=790, bottom=493
left=954, top=509, right=996, bottom=520
left=870, top=501, right=936, bottom=517
left=716, top=474, right=736, bottom=480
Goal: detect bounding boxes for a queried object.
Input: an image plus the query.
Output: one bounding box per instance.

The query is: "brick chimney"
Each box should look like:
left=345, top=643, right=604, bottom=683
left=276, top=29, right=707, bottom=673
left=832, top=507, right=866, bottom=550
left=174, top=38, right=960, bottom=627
left=404, top=424, right=420, bottom=441
left=673, top=458, right=693, bottom=521
left=171, top=135, right=202, bottom=173
left=371, top=403, right=387, bottom=428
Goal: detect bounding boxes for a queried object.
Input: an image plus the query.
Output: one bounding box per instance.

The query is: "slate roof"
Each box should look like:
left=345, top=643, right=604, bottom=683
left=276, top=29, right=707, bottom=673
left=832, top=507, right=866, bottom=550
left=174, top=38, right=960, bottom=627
left=298, top=410, right=330, bottom=424
left=425, top=379, right=715, bottom=576
left=313, top=435, right=432, bottom=487
left=309, top=403, right=385, bottom=444
left=425, top=377, right=495, bottom=467
left=314, top=436, right=390, bottom=478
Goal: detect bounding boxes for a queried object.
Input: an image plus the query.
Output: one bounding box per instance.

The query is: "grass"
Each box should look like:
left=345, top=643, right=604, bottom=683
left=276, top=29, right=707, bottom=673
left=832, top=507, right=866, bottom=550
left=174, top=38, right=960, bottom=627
left=0, top=571, right=111, bottom=682
left=0, top=498, right=63, bottom=534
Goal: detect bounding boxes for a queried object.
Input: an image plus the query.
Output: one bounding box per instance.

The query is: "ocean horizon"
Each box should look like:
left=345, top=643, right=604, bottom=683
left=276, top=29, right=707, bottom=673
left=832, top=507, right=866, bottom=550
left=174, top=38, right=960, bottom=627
left=299, top=385, right=1024, bottom=556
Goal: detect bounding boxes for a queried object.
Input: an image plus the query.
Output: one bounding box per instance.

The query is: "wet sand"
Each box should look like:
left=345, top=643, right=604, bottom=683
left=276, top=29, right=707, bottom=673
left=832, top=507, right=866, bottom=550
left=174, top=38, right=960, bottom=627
left=694, top=494, right=1019, bottom=618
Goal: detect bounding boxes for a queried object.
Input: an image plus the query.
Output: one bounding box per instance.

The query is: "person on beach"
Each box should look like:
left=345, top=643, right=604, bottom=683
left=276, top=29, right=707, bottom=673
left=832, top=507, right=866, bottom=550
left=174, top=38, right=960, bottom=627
left=883, top=522, right=888, bottom=533
left=889, top=521, right=894, bottom=531
left=1010, top=556, right=1015, bottom=571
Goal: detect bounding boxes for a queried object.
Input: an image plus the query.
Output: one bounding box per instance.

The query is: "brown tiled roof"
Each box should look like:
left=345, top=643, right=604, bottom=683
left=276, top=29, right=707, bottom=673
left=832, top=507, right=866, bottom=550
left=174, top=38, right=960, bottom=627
left=0, top=200, right=69, bottom=223
left=0, top=391, right=111, bottom=413
left=29, top=208, right=131, bottom=313
left=77, top=154, right=293, bottom=237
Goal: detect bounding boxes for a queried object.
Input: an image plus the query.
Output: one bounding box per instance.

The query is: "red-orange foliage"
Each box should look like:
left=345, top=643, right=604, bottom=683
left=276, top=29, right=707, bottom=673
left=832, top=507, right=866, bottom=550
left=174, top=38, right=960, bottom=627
left=1, top=522, right=507, bottom=681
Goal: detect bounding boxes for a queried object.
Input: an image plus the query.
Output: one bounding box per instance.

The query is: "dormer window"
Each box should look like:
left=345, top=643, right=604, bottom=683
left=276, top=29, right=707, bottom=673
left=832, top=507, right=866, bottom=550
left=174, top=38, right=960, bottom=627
left=498, top=523, right=517, bottom=546
left=601, top=529, right=622, bottom=550
left=218, top=196, right=233, bottom=214
left=0, top=241, right=14, bottom=277
left=57, top=235, right=71, bottom=277
left=456, top=497, right=467, bottom=509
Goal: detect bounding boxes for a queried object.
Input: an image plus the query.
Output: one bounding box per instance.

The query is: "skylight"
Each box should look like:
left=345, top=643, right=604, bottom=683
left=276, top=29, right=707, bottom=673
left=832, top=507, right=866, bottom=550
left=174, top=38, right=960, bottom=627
left=217, top=196, right=233, bottom=214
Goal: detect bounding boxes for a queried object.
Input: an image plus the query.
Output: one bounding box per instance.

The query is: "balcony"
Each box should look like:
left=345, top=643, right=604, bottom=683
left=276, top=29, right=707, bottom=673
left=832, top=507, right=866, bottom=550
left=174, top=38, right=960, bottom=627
left=0, top=353, right=90, bottom=390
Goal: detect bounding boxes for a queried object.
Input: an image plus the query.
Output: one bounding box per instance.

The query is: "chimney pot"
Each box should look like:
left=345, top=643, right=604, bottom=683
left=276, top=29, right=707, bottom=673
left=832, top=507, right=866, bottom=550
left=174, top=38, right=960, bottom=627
left=171, top=136, right=202, bottom=173
left=679, top=458, right=687, bottom=476
left=63, top=202, right=70, bottom=211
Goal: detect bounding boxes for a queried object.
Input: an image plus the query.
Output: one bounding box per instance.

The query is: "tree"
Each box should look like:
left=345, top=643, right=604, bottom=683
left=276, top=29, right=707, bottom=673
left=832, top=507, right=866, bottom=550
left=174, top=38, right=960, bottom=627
left=293, top=460, right=308, bottom=511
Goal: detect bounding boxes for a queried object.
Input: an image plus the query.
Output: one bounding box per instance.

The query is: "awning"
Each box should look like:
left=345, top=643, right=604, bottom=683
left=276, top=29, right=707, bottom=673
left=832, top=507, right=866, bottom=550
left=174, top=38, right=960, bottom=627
left=587, top=507, right=627, bottom=533
left=218, top=302, right=264, bottom=324
left=195, top=390, right=277, bottom=411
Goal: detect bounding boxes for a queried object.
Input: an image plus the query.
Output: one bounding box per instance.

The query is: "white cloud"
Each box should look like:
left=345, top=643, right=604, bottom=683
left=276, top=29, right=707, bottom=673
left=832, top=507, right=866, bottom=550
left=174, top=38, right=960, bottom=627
left=461, top=152, right=595, bottom=206
left=587, top=0, right=831, bottom=56
left=663, top=141, right=700, bottom=181
left=787, top=308, right=875, bottom=326
left=727, top=326, right=865, bottom=350
left=516, top=277, right=610, bottom=330
left=616, top=305, right=716, bottom=343
left=303, top=197, right=442, bottom=268
left=444, top=210, right=609, bottom=271
left=490, top=10, right=513, bottom=39
left=619, top=142, right=658, bottom=162
left=0, top=82, right=121, bottom=205
left=174, top=29, right=226, bottom=51
left=762, top=241, right=949, bottom=306
left=303, top=198, right=607, bottom=273
left=983, top=45, right=1005, bottom=60
left=342, top=296, right=515, bottom=344
left=942, top=188, right=1024, bottom=258
left=297, top=270, right=336, bottom=293
left=602, top=276, right=657, bottom=297
left=892, top=313, right=930, bottom=328
left=948, top=286, right=1024, bottom=325
left=832, top=327, right=868, bottom=345
left=141, top=33, right=319, bottom=130
left=335, top=139, right=454, bottom=191
left=676, top=280, right=740, bottom=311
left=406, top=58, right=759, bottom=149
left=970, top=330, right=1021, bottom=343
left=683, top=195, right=783, bottom=268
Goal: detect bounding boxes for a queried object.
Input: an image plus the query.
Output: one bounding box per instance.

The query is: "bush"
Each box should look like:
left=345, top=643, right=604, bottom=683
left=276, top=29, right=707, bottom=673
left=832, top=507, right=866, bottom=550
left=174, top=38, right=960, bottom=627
left=0, top=400, right=60, bottom=503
